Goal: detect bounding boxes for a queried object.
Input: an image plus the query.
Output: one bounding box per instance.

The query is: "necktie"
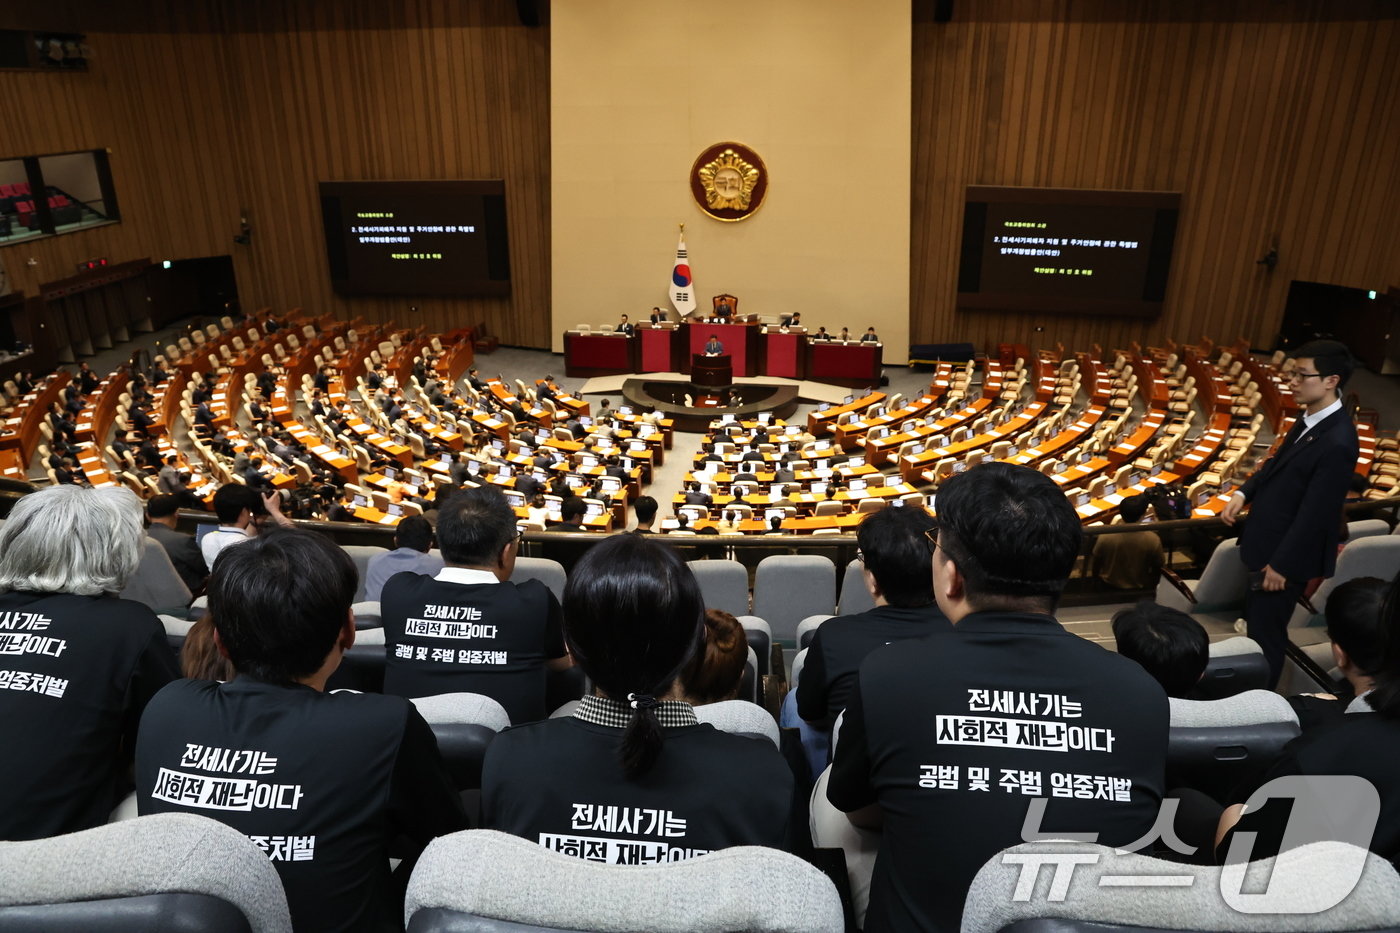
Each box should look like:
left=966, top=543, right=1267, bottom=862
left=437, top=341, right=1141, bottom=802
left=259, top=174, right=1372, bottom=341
left=1281, top=417, right=1307, bottom=451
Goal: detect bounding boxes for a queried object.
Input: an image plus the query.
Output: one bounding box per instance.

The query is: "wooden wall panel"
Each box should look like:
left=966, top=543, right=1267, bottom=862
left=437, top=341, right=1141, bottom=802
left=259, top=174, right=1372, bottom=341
left=910, top=1, right=1400, bottom=356
left=5, top=1, right=1397, bottom=360
left=0, top=4, right=243, bottom=364
left=215, top=0, right=551, bottom=348
left=0, top=0, right=551, bottom=349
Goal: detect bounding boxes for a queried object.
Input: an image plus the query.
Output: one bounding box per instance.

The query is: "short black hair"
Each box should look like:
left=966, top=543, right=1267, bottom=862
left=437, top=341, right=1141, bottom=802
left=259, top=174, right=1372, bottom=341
left=147, top=494, right=180, bottom=520
left=436, top=485, right=515, bottom=566
left=1111, top=601, right=1209, bottom=698
left=562, top=497, right=587, bottom=521
left=634, top=496, right=658, bottom=523
left=394, top=515, right=434, bottom=553
left=563, top=535, right=703, bottom=777
left=1119, top=494, right=1150, bottom=523
left=1292, top=339, right=1356, bottom=391
left=934, top=462, right=1082, bottom=610
left=212, top=484, right=263, bottom=524
left=209, top=528, right=355, bottom=685
left=1326, top=577, right=1388, bottom=675
left=856, top=506, right=937, bottom=608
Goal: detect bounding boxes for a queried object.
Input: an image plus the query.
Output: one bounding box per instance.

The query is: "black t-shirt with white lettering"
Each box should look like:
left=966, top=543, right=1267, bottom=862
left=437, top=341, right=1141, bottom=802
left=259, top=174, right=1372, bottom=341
left=828, top=611, right=1168, bottom=933
left=482, top=717, right=794, bottom=861
left=136, top=677, right=467, bottom=933
left=380, top=574, right=566, bottom=723
left=798, top=604, right=951, bottom=730
left=0, top=591, right=178, bottom=840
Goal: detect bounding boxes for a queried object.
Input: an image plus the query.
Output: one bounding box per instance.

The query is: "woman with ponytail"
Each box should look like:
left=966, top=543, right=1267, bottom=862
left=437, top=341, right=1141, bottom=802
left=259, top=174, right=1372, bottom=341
left=482, top=534, right=793, bottom=860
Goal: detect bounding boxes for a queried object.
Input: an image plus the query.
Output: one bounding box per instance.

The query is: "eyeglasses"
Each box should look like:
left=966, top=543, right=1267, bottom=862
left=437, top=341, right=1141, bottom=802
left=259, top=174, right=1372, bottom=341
left=1287, top=371, right=1325, bottom=384
left=922, top=527, right=940, bottom=552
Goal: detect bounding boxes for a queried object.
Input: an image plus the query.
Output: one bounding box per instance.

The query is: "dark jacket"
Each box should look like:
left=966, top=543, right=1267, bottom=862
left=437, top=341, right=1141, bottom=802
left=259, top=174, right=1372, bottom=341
left=1238, top=409, right=1358, bottom=581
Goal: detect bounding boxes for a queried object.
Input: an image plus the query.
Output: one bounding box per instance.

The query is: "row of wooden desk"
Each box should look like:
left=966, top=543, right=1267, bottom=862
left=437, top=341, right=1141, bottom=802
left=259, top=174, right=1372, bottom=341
left=563, top=323, right=882, bottom=386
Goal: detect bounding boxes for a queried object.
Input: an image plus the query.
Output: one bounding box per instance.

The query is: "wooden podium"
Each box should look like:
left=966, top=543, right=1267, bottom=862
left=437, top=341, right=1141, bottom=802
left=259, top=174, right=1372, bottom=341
left=691, top=353, right=733, bottom=388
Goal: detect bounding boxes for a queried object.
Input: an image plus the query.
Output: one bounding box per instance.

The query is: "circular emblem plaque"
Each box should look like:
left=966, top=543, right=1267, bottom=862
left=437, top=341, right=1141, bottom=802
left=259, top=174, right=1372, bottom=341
left=690, top=141, right=768, bottom=222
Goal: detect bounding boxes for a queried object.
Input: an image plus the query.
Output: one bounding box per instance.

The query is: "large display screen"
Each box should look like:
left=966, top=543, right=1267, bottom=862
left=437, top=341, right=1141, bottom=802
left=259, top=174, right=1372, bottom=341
left=319, top=180, right=510, bottom=297
left=957, top=187, right=1179, bottom=316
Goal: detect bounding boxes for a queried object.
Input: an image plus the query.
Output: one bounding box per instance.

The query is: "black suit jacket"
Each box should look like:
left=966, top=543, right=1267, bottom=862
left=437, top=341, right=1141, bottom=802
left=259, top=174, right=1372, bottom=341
left=1239, top=408, right=1358, bottom=581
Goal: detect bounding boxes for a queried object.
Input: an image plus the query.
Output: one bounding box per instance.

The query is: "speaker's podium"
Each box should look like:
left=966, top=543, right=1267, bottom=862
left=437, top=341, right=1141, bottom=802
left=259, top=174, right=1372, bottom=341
left=691, top=353, right=733, bottom=388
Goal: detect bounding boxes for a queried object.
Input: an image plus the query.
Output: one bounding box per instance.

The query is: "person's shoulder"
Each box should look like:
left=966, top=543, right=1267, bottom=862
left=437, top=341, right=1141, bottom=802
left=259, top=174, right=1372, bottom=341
left=490, top=716, right=573, bottom=758
left=87, top=593, right=165, bottom=631
left=684, top=724, right=792, bottom=777
left=382, top=569, right=432, bottom=597
left=145, top=676, right=217, bottom=714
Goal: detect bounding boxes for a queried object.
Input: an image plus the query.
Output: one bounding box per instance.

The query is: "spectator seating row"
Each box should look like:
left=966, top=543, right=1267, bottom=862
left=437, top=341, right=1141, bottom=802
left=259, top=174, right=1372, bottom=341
left=7, top=814, right=1395, bottom=933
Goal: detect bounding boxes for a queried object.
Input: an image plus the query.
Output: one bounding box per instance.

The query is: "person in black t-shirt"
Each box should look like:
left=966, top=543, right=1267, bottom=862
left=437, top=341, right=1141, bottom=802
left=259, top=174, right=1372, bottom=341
left=381, top=486, right=571, bottom=722
left=137, top=528, right=467, bottom=933
left=1216, top=570, right=1400, bottom=867
left=791, top=506, right=951, bottom=774
left=1110, top=601, right=1209, bottom=698
left=483, top=534, right=793, bottom=862
left=1286, top=576, right=1386, bottom=732
left=828, top=463, right=1167, bottom=933
left=0, top=485, right=178, bottom=841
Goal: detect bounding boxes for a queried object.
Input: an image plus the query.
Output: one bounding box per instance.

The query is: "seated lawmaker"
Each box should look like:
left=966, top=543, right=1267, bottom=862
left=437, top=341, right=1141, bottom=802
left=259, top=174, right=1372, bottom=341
left=861, top=326, right=880, bottom=343
left=0, top=485, right=179, bottom=841
left=828, top=463, right=1168, bottom=932
left=1216, top=570, right=1400, bottom=866
left=136, top=528, right=467, bottom=933
left=648, top=306, right=667, bottom=325
left=1111, top=600, right=1209, bottom=698
left=713, top=299, right=733, bottom=320
left=1090, top=493, right=1164, bottom=589
left=615, top=314, right=635, bottom=336
left=482, top=534, right=793, bottom=860
left=703, top=334, right=725, bottom=356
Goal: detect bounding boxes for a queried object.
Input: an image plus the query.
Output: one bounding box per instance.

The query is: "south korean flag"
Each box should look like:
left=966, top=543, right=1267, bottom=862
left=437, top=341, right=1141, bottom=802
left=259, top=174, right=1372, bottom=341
left=669, top=231, right=696, bottom=317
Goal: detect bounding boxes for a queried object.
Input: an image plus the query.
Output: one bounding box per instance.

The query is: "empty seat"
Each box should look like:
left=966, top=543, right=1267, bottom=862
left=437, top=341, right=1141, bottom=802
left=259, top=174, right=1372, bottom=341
left=1188, top=636, right=1271, bottom=700
left=809, top=765, right=879, bottom=929
left=796, top=614, right=834, bottom=650
left=408, top=693, right=510, bottom=791
left=1289, top=535, right=1400, bottom=629
left=687, top=558, right=750, bottom=617
left=753, top=555, right=836, bottom=644
left=961, top=840, right=1400, bottom=933
left=1167, top=689, right=1299, bottom=802
left=837, top=557, right=875, bottom=616
left=404, top=829, right=843, bottom=933
left=692, top=699, right=781, bottom=747
left=731, top=615, right=773, bottom=677
left=1156, top=537, right=1249, bottom=627
left=509, top=556, right=567, bottom=602
left=0, top=812, right=291, bottom=933
left=341, top=544, right=390, bottom=602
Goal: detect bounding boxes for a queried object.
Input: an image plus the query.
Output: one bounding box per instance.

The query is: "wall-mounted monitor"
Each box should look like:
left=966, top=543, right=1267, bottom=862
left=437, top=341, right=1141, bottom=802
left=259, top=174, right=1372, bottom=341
left=319, top=180, right=510, bottom=297
left=957, top=186, right=1179, bottom=317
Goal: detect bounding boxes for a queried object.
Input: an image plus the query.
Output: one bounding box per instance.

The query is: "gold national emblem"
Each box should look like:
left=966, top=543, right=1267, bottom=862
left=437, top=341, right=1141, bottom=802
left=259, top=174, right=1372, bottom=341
left=690, top=142, right=767, bottom=222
